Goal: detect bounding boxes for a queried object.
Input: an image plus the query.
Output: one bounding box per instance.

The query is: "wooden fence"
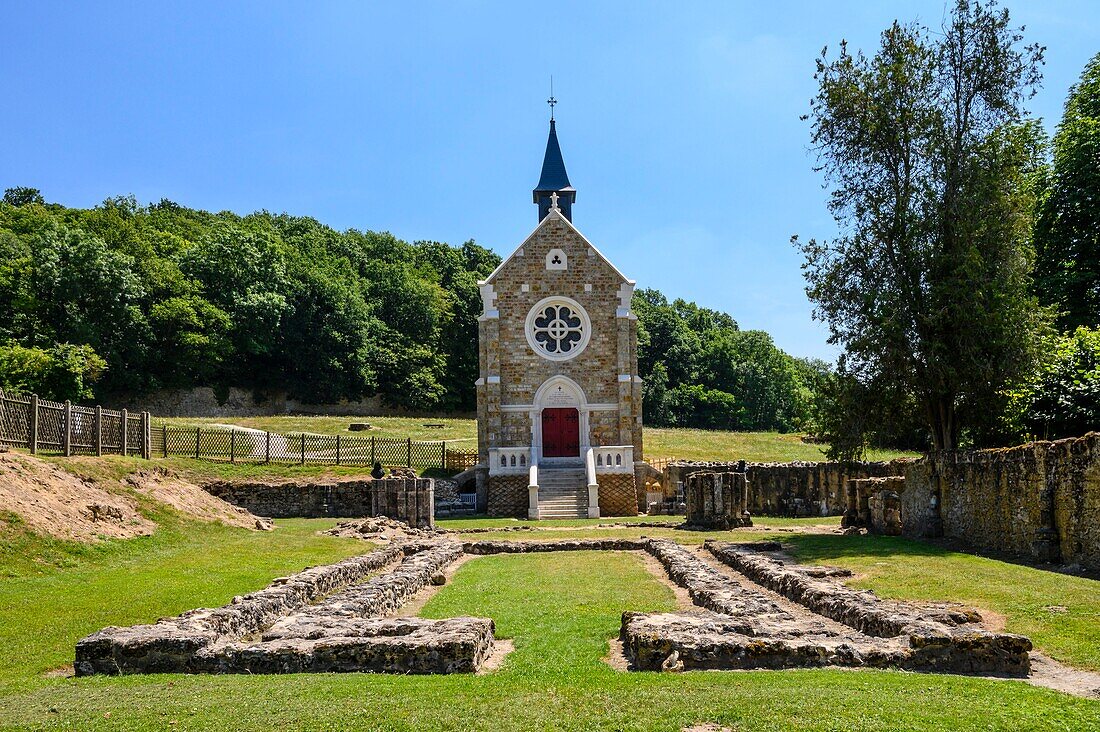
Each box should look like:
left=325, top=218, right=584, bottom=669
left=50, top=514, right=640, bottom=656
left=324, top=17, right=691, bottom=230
left=155, top=424, right=478, bottom=471
left=0, top=390, right=151, bottom=457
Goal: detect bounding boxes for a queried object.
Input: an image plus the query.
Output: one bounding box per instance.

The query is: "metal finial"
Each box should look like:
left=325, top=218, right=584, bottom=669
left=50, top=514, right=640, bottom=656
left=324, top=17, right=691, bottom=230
left=547, top=76, right=556, bottom=120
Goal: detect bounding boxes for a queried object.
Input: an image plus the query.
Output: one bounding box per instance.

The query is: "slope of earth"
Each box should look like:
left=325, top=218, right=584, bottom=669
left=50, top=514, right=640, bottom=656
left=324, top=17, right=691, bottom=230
left=0, top=451, right=266, bottom=545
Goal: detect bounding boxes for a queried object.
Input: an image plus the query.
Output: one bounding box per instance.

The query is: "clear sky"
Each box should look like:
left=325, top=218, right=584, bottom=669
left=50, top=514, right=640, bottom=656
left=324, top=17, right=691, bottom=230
left=2, top=2, right=1097, bottom=362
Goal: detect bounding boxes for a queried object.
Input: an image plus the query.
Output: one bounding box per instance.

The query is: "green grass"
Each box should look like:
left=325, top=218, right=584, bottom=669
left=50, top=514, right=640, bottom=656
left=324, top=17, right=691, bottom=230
left=644, top=426, right=916, bottom=462
left=0, top=515, right=365, bottom=694
left=156, top=416, right=920, bottom=466
left=160, top=415, right=480, bottom=443
left=0, top=536, right=1097, bottom=731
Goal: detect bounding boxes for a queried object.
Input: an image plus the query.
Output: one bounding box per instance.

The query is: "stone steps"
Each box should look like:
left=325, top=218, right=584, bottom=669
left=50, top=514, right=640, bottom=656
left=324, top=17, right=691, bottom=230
left=537, top=467, right=589, bottom=518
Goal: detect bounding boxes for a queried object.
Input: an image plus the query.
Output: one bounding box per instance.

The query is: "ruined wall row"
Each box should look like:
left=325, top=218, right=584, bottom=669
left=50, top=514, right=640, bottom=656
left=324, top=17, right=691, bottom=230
left=901, top=433, right=1100, bottom=571
left=667, top=459, right=913, bottom=517
left=204, top=477, right=434, bottom=528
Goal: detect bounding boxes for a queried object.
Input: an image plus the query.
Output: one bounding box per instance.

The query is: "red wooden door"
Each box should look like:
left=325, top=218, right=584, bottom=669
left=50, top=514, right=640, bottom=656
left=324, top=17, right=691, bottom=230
left=542, top=408, right=580, bottom=458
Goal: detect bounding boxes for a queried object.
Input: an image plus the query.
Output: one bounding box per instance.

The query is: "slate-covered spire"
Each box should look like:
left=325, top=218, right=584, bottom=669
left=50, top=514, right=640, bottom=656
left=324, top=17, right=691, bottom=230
left=533, top=118, right=576, bottom=222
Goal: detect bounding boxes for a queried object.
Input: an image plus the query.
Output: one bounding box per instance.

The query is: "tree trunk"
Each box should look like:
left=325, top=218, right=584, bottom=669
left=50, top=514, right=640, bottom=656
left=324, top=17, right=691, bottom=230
left=927, top=395, right=957, bottom=452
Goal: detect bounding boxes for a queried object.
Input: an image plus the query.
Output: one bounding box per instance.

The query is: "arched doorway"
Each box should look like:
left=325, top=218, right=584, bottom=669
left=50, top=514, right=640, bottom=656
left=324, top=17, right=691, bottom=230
left=532, top=375, right=588, bottom=462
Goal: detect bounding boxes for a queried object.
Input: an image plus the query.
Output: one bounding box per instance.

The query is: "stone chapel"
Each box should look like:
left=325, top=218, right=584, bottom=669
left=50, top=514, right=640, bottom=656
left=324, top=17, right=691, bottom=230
left=475, top=114, right=644, bottom=519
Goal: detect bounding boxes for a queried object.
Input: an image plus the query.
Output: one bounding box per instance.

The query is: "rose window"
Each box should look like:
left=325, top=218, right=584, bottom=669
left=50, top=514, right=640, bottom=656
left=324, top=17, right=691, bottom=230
left=525, top=297, right=591, bottom=361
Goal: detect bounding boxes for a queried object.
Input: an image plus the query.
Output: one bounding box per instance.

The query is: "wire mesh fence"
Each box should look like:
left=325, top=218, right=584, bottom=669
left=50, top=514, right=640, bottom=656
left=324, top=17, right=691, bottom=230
left=0, top=390, right=151, bottom=457
left=156, top=424, right=478, bottom=471
left=0, top=389, right=481, bottom=471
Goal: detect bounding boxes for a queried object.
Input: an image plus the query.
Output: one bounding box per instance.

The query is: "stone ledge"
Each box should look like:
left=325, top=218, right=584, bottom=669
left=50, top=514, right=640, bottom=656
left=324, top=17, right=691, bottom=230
left=196, top=617, right=495, bottom=675
left=622, top=611, right=910, bottom=671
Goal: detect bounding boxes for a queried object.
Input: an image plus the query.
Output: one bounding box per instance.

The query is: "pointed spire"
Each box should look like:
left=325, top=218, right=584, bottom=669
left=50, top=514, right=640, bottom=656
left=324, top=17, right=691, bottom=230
left=533, top=111, right=576, bottom=222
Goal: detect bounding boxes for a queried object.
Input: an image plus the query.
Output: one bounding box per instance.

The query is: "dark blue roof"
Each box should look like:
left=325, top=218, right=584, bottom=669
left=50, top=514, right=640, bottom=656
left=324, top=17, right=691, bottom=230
left=534, top=119, right=572, bottom=192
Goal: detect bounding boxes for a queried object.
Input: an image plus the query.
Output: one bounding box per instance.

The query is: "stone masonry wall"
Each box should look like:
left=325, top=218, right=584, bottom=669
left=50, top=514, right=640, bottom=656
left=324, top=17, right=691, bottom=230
left=204, top=477, right=434, bottom=528
left=667, top=459, right=912, bottom=517
left=477, top=212, right=642, bottom=462
left=901, top=433, right=1100, bottom=570
left=487, top=475, right=529, bottom=518
left=684, top=471, right=752, bottom=529
left=597, top=473, right=637, bottom=517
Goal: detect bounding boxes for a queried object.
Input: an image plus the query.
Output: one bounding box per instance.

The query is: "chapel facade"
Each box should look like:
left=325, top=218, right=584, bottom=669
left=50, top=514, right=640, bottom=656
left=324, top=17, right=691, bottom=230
left=475, top=115, right=644, bottom=519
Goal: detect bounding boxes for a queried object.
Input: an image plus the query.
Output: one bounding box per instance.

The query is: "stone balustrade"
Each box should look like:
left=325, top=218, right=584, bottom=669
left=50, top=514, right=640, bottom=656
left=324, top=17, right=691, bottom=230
left=489, top=447, right=532, bottom=476
left=593, top=445, right=633, bottom=473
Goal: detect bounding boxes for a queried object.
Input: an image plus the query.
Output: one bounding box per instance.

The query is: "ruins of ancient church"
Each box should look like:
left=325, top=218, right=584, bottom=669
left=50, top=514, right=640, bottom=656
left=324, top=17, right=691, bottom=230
left=475, top=116, right=644, bottom=518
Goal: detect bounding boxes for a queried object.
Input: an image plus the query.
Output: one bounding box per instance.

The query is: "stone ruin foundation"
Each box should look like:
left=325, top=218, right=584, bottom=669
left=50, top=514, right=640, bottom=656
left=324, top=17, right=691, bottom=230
left=623, top=540, right=1030, bottom=674
left=77, top=537, right=1031, bottom=678
left=76, top=540, right=492, bottom=676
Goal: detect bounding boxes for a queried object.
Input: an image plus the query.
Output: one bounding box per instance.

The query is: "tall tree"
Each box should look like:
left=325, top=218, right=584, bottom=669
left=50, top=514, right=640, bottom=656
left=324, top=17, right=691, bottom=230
left=1034, top=51, right=1100, bottom=330
left=793, top=0, right=1049, bottom=451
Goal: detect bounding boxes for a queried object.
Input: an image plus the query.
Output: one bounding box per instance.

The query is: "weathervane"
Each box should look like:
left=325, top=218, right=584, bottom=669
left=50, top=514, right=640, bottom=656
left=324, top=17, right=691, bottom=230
left=547, top=76, right=556, bottom=121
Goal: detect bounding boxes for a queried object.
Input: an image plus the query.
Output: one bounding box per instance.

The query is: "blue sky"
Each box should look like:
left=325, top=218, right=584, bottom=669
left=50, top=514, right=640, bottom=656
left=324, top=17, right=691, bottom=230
left=2, top=2, right=1097, bottom=361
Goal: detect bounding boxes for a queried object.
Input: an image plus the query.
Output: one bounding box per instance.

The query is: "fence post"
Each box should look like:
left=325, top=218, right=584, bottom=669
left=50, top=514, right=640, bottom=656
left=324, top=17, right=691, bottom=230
left=142, top=412, right=150, bottom=459
left=29, top=394, right=38, bottom=454
left=336, top=435, right=341, bottom=465
left=94, top=406, right=103, bottom=456
left=230, top=430, right=236, bottom=463
left=120, top=409, right=128, bottom=456
left=371, top=435, right=375, bottom=464
left=195, top=427, right=201, bottom=459
left=301, top=433, right=306, bottom=465
left=441, top=440, right=446, bottom=470
left=265, top=431, right=271, bottom=463
left=162, top=424, right=168, bottom=458
left=63, top=400, right=72, bottom=457
left=407, top=438, right=412, bottom=467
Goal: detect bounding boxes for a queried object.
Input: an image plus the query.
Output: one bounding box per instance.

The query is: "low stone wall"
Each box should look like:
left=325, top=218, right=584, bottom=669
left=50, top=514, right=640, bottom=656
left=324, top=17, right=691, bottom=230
left=901, top=433, right=1100, bottom=570
left=666, top=459, right=911, bottom=517
left=621, top=539, right=1029, bottom=675
left=597, top=474, right=637, bottom=517
left=700, top=541, right=1030, bottom=674
left=75, top=541, right=489, bottom=676
left=204, top=477, right=434, bottom=528
left=75, top=543, right=408, bottom=675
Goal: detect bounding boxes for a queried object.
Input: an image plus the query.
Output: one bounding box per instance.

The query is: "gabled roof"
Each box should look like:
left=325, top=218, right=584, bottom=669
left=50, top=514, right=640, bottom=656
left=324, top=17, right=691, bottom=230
left=479, top=206, right=634, bottom=286
left=533, top=119, right=573, bottom=193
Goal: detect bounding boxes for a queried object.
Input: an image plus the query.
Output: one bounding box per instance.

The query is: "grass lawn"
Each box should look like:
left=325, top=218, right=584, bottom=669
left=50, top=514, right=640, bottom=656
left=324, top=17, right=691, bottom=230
left=156, top=416, right=920, bottom=467
left=160, top=415, right=480, bottom=443
left=644, top=427, right=915, bottom=463
left=0, top=518, right=1098, bottom=730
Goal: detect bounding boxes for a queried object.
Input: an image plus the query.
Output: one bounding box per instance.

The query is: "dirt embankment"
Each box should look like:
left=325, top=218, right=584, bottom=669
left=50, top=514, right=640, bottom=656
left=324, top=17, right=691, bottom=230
left=0, top=450, right=269, bottom=542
